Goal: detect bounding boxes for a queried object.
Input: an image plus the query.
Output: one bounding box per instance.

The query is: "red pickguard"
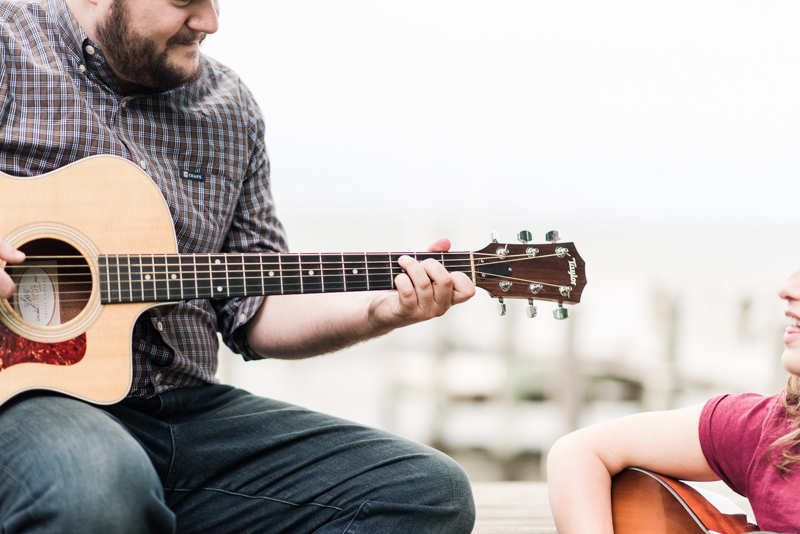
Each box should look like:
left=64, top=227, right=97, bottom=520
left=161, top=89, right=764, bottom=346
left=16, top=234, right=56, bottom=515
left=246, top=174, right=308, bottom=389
left=0, top=322, right=86, bottom=370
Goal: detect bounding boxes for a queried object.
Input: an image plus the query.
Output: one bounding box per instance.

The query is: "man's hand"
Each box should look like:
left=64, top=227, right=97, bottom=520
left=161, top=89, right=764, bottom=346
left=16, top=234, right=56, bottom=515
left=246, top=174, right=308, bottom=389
left=367, top=238, right=475, bottom=333
left=0, top=239, right=25, bottom=299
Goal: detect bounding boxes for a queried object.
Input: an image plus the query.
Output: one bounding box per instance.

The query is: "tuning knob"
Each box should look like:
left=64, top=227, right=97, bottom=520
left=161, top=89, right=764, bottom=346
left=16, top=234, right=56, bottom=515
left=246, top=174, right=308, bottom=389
left=491, top=231, right=499, bottom=243
left=526, top=298, right=537, bottom=318
left=545, top=230, right=561, bottom=244
left=517, top=230, right=532, bottom=244
left=553, top=303, right=569, bottom=320
left=498, top=297, right=507, bottom=316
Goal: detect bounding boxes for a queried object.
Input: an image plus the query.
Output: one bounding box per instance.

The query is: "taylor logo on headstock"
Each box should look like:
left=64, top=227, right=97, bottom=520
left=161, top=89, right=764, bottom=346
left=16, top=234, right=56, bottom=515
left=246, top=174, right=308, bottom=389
left=568, top=259, right=578, bottom=286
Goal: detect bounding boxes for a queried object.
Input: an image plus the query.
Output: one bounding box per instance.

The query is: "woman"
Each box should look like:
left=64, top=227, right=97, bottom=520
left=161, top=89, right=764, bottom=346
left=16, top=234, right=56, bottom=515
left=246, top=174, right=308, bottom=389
left=547, top=267, right=800, bottom=532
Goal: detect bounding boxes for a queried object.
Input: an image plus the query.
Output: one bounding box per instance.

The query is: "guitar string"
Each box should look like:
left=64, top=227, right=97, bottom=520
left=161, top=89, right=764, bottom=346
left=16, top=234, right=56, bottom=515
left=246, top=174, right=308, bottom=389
left=11, top=274, right=574, bottom=304
left=7, top=252, right=569, bottom=272
left=5, top=254, right=578, bottom=304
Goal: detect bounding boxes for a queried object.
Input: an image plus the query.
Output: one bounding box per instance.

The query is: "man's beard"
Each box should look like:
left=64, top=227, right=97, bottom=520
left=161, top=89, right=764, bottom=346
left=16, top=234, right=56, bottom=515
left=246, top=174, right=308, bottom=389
left=95, top=0, right=205, bottom=93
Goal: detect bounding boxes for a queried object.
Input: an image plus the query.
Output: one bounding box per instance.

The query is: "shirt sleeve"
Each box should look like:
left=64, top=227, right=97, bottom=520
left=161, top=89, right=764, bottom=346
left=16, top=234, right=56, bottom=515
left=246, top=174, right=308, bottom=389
left=699, top=393, right=775, bottom=496
left=212, top=80, right=288, bottom=360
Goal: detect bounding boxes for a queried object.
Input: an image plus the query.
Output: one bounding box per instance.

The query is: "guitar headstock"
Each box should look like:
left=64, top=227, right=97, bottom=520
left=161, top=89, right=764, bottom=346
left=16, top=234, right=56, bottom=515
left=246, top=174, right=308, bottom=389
left=473, top=230, right=586, bottom=317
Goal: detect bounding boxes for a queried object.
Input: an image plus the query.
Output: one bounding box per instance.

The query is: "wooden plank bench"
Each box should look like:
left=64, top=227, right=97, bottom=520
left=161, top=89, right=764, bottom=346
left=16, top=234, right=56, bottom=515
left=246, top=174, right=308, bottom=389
left=472, top=482, right=555, bottom=534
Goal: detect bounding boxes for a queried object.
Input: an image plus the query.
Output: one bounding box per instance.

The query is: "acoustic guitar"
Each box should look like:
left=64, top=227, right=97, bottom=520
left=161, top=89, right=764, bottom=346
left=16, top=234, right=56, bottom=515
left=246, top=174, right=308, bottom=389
left=611, top=467, right=766, bottom=533
left=0, top=155, right=586, bottom=407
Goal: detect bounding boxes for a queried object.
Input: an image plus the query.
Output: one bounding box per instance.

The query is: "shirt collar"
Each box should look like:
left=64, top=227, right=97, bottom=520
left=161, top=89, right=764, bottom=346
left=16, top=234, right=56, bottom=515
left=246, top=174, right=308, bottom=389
left=45, top=0, right=90, bottom=59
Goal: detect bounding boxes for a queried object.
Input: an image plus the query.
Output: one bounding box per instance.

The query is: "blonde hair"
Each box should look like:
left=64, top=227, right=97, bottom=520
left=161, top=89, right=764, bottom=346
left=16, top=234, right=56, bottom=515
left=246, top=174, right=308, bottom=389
left=768, top=376, right=800, bottom=475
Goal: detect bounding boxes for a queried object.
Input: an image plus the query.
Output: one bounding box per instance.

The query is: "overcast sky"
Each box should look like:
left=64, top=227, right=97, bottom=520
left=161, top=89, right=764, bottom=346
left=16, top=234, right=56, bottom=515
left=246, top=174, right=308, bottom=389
left=208, top=2, right=800, bottom=413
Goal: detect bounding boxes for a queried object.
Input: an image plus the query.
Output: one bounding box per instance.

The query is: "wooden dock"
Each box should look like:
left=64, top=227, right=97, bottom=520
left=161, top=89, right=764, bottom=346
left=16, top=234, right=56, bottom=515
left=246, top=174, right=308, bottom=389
left=472, top=482, right=555, bottom=534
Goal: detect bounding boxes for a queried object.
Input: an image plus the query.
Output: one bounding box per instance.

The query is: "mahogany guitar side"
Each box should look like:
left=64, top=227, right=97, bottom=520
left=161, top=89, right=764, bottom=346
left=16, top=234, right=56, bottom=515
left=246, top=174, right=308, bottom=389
left=611, top=468, right=761, bottom=534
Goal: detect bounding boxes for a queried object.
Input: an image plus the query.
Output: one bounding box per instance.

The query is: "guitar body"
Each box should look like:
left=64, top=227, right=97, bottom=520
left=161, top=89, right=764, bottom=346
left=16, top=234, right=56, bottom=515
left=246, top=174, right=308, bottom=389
left=0, top=156, right=177, bottom=405
left=611, top=468, right=760, bottom=534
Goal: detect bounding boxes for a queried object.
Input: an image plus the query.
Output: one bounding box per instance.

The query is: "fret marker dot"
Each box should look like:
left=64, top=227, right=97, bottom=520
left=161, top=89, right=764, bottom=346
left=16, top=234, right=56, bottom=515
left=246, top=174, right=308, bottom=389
left=145, top=275, right=151, bottom=280
left=352, top=269, right=359, bottom=274
left=308, top=270, right=314, bottom=276
left=215, top=259, right=221, bottom=264
left=217, top=286, right=223, bottom=292
left=171, top=274, right=178, bottom=280
left=268, top=271, right=274, bottom=277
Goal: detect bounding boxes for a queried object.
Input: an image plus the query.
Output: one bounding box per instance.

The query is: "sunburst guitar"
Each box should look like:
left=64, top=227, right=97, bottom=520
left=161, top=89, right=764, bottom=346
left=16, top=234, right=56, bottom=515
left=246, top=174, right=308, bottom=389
left=0, top=155, right=586, bottom=406
left=612, top=468, right=765, bottom=533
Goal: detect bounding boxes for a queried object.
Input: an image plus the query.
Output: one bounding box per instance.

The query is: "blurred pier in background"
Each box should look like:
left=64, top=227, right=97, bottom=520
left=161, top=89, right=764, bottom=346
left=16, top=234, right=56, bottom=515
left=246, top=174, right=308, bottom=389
left=218, top=222, right=794, bottom=486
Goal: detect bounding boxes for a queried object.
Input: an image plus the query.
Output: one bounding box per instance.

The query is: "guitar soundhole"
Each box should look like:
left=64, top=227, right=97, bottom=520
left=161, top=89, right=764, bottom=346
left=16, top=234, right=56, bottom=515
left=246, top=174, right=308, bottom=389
left=4, top=238, right=92, bottom=326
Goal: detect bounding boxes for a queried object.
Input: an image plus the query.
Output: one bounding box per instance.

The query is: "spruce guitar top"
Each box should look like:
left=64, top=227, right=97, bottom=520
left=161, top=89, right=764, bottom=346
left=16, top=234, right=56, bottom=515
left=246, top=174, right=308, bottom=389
left=0, top=155, right=586, bottom=406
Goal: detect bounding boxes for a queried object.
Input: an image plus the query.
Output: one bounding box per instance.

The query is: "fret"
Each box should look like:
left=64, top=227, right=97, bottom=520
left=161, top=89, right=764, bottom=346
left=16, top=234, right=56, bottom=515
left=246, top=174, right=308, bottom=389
left=141, top=255, right=156, bottom=301
left=166, top=256, right=182, bottom=300
left=366, top=254, right=393, bottom=291
left=244, top=255, right=262, bottom=296
left=180, top=255, right=196, bottom=300
left=321, top=254, right=344, bottom=293
left=390, top=254, right=405, bottom=288
left=414, top=252, right=443, bottom=263
left=261, top=254, right=281, bottom=295
left=443, top=252, right=472, bottom=276
left=108, top=255, right=120, bottom=303
left=130, top=255, right=142, bottom=302
left=227, top=254, right=245, bottom=297
left=210, top=256, right=227, bottom=298
left=195, top=255, right=212, bottom=299
left=343, top=254, right=367, bottom=292
left=153, top=255, right=168, bottom=301
left=118, top=255, right=131, bottom=302
left=298, top=254, right=323, bottom=294
left=99, top=256, right=109, bottom=303
left=281, top=254, right=301, bottom=295
left=388, top=252, right=395, bottom=289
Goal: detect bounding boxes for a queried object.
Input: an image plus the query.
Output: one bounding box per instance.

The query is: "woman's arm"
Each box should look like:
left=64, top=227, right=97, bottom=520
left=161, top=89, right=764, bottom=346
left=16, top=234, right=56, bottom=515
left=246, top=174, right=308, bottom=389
left=547, top=403, right=718, bottom=533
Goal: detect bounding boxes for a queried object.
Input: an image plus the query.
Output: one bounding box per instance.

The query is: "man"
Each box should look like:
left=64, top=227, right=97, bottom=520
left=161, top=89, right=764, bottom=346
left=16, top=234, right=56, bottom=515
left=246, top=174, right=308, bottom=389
left=0, top=0, right=477, bottom=532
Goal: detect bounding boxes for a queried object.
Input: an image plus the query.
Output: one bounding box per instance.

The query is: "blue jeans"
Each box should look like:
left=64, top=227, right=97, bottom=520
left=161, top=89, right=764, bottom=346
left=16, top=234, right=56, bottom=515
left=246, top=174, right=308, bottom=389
left=0, top=385, right=475, bottom=533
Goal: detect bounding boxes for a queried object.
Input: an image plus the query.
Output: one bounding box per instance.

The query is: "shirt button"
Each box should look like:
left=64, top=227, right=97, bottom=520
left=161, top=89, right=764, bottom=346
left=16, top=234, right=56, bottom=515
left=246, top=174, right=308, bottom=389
left=157, top=321, right=163, bottom=331
left=140, top=160, right=148, bottom=170
left=85, top=44, right=95, bottom=55
left=239, top=313, right=247, bottom=323
left=78, top=64, right=86, bottom=73
left=154, top=372, right=163, bottom=383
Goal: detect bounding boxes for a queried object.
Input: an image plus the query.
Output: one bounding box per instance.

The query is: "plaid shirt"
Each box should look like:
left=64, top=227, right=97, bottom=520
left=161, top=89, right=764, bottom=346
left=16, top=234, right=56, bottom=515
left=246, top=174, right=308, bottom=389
left=0, top=0, right=287, bottom=398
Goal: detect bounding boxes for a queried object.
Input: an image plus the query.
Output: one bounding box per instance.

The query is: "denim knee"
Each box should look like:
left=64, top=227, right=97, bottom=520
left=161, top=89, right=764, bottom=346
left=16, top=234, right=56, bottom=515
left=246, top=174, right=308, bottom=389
left=0, top=396, right=174, bottom=534
left=417, top=451, right=476, bottom=533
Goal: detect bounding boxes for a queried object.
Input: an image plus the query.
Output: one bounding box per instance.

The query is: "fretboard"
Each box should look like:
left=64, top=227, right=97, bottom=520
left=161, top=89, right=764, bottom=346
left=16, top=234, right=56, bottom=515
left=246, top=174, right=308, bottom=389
left=98, top=252, right=474, bottom=304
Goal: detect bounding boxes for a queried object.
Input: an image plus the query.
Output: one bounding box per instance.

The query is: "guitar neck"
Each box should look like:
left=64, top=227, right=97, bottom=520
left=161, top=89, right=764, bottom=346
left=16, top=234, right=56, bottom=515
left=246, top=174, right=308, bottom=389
left=98, top=252, right=474, bottom=304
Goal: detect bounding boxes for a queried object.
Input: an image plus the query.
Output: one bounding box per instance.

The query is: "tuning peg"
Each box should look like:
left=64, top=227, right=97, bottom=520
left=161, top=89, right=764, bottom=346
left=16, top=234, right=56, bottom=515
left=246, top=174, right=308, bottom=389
left=526, top=298, right=537, bottom=318
left=545, top=230, right=561, bottom=244
left=517, top=230, right=532, bottom=244
left=553, top=303, right=569, bottom=320
left=498, top=297, right=507, bottom=316
left=491, top=231, right=499, bottom=243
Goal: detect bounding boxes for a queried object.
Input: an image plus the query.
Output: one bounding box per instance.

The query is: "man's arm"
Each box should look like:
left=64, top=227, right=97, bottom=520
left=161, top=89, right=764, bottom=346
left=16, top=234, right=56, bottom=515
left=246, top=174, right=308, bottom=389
left=245, top=238, right=475, bottom=359
left=546, top=403, right=718, bottom=534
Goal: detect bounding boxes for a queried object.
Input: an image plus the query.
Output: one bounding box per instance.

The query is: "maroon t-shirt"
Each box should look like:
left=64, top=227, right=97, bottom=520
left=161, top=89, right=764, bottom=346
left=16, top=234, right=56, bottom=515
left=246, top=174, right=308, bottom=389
left=700, top=392, right=800, bottom=532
